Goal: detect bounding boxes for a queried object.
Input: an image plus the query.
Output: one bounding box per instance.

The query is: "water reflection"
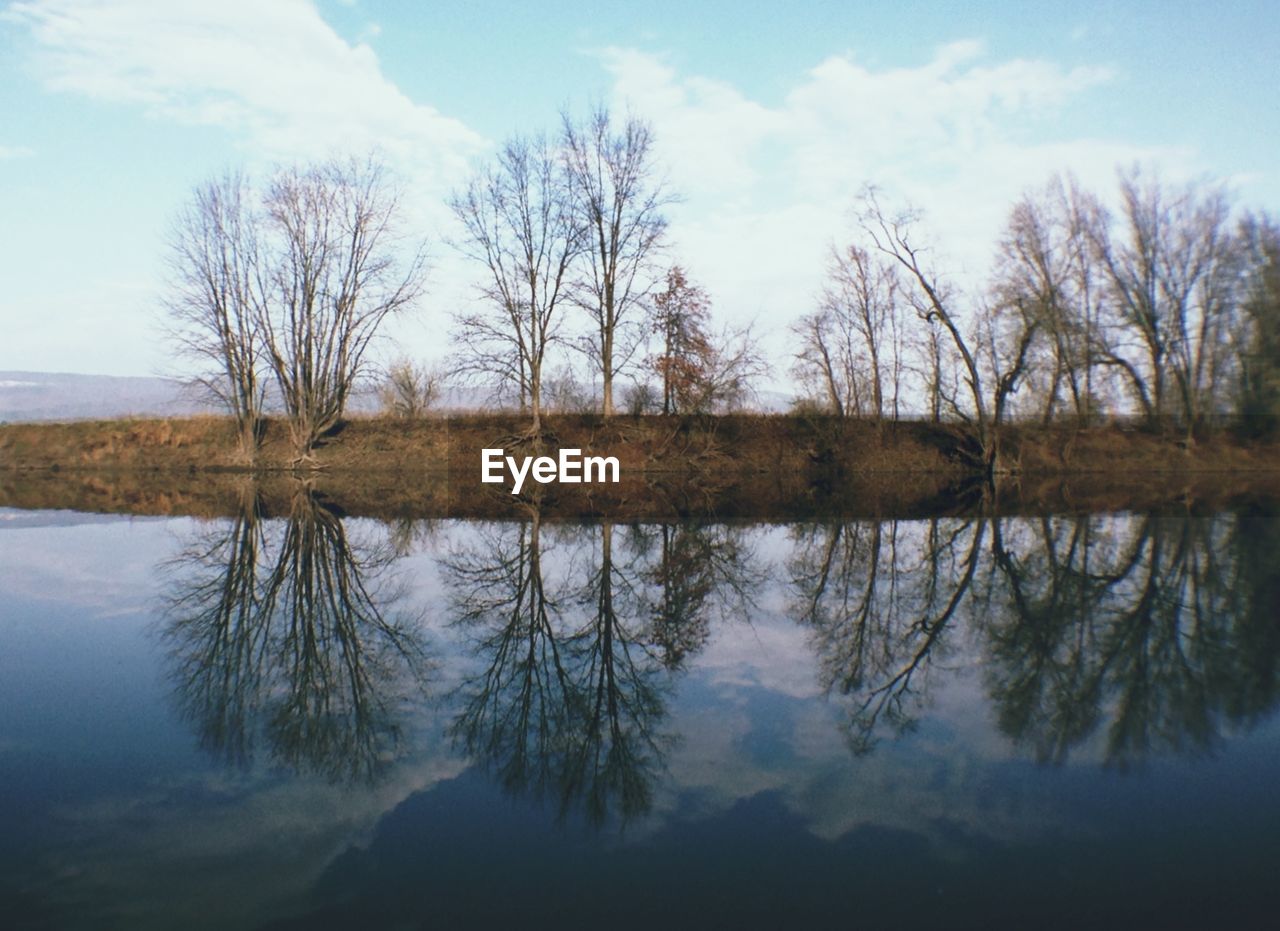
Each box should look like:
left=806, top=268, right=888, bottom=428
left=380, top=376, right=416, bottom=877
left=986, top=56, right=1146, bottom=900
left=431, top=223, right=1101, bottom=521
left=790, top=511, right=1280, bottom=765
left=161, top=486, right=432, bottom=783
left=636, top=521, right=761, bottom=670
left=8, top=500, right=1280, bottom=927
left=790, top=518, right=986, bottom=753
left=443, top=508, right=762, bottom=826
left=981, top=513, right=1280, bottom=765
left=159, top=499, right=1280, bottom=793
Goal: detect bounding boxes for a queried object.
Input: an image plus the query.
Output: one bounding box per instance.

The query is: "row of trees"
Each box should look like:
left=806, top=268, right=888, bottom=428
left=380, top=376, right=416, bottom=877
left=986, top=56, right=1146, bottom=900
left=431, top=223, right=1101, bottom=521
left=794, top=172, right=1280, bottom=471
left=169, top=115, right=1279, bottom=467
left=170, top=109, right=762, bottom=462
left=448, top=109, right=762, bottom=430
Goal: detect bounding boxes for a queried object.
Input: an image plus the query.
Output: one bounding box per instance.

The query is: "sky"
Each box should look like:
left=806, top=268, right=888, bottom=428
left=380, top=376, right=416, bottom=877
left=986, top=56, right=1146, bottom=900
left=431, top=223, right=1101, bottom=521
left=1, top=0, right=1278, bottom=383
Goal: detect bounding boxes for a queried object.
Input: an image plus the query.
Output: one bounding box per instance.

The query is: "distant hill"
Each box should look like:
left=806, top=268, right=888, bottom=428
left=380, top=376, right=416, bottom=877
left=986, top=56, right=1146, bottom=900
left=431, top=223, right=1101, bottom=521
left=0, top=372, right=218, bottom=422
left=0, top=371, right=794, bottom=422
left=0, top=371, right=441, bottom=422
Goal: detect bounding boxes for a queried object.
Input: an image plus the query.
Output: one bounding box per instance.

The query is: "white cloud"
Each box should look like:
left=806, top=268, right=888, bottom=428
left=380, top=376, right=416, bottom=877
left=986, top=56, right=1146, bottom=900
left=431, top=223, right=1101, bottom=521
left=3, top=0, right=488, bottom=377
left=597, top=47, right=788, bottom=197
left=597, top=42, right=1193, bottom=383
left=778, top=41, right=1116, bottom=200
left=5, top=0, right=484, bottom=183
left=0, top=10, right=1206, bottom=386
left=0, top=144, right=36, bottom=158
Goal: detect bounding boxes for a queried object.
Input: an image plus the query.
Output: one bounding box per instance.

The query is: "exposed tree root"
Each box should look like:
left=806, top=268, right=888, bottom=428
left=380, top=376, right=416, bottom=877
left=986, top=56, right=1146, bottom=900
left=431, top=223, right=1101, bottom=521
left=495, top=424, right=560, bottom=451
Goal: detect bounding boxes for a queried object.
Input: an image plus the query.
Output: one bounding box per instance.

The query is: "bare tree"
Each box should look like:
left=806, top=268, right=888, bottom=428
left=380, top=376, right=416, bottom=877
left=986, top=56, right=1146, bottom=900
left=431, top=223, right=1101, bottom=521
left=164, top=171, right=266, bottom=461
left=979, top=295, right=1040, bottom=470
left=831, top=245, right=898, bottom=420
left=991, top=179, right=1091, bottom=424
left=258, top=156, right=425, bottom=463
left=791, top=308, right=851, bottom=416
left=1056, top=177, right=1113, bottom=421
left=1163, top=183, right=1240, bottom=431
left=378, top=358, right=444, bottom=418
left=1088, top=166, right=1237, bottom=433
left=794, top=244, right=901, bottom=420
left=693, top=322, right=767, bottom=413
left=450, top=134, right=584, bottom=434
left=1236, top=212, right=1280, bottom=436
left=920, top=324, right=947, bottom=422
left=856, top=188, right=992, bottom=469
left=562, top=107, right=670, bottom=416
left=805, top=171, right=1270, bottom=448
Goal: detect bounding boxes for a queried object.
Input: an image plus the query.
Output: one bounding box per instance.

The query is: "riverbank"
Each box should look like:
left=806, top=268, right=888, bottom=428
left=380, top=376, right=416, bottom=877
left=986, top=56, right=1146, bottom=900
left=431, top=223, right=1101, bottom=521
left=2, top=414, right=1278, bottom=521
left=5, top=465, right=1280, bottom=522
left=2, top=412, right=1277, bottom=476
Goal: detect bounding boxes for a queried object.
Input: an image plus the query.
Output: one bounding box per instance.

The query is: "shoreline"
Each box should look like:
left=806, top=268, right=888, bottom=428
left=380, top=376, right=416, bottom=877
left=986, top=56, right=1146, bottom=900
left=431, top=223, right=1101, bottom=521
left=3, top=412, right=1278, bottom=475
left=3, top=414, right=1279, bottom=521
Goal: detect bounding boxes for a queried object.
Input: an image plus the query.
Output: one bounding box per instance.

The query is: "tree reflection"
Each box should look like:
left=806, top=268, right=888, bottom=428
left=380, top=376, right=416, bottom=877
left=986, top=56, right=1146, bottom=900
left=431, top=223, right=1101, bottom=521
left=445, top=513, right=665, bottom=826
left=631, top=522, right=760, bottom=670
left=982, top=511, right=1280, bottom=766
left=565, top=522, right=666, bottom=822
left=445, top=511, right=581, bottom=812
left=444, top=514, right=760, bottom=826
left=790, top=518, right=985, bottom=753
left=790, top=509, right=1280, bottom=765
left=161, top=486, right=431, bottom=783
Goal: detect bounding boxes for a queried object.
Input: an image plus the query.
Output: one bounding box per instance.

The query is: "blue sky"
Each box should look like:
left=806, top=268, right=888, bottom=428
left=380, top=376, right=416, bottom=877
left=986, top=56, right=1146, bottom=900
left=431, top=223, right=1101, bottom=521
left=2, top=0, right=1277, bottom=379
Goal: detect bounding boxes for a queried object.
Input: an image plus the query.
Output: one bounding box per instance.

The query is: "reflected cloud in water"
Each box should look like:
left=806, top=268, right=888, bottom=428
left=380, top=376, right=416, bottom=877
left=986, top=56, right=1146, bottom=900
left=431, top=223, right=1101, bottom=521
left=154, top=495, right=1280, bottom=802
left=6, top=501, right=1280, bottom=927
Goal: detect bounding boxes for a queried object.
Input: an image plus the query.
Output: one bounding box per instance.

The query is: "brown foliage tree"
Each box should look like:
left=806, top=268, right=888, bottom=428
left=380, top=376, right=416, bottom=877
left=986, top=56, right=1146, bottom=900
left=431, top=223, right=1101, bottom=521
left=649, top=266, right=713, bottom=415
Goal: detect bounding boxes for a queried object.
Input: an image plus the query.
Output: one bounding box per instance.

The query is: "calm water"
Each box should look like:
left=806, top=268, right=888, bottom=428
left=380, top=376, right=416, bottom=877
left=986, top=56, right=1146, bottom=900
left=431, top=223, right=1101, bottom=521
left=1, top=497, right=1279, bottom=929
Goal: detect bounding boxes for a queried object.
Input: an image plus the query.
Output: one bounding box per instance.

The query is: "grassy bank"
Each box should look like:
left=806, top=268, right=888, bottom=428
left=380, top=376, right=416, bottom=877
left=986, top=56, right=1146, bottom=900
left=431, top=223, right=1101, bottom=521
left=2, top=412, right=1278, bottom=477
left=0, top=412, right=957, bottom=475
left=2, top=413, right=1279, bottom=521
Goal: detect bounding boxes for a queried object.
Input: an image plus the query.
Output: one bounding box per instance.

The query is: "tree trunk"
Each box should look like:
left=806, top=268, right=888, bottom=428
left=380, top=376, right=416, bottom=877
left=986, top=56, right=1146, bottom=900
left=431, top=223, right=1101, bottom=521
left=235, top=416, right=259, bottom=465
left=601, top=348, right=615, bottom=417
left=530, top=361, right=543, bottom=433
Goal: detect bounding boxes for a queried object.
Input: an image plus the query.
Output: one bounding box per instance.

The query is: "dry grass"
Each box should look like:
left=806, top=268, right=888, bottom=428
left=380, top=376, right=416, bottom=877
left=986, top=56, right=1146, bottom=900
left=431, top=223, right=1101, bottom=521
left=1004, top=421, right=1280, bottom=474
left=1, top=413, right=1276, bottom=481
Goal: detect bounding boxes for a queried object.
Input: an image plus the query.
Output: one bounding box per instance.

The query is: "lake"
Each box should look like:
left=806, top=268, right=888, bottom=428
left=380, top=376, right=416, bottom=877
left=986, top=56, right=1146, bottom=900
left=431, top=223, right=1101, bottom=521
left=2, top=491, right=1278, bottom=929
